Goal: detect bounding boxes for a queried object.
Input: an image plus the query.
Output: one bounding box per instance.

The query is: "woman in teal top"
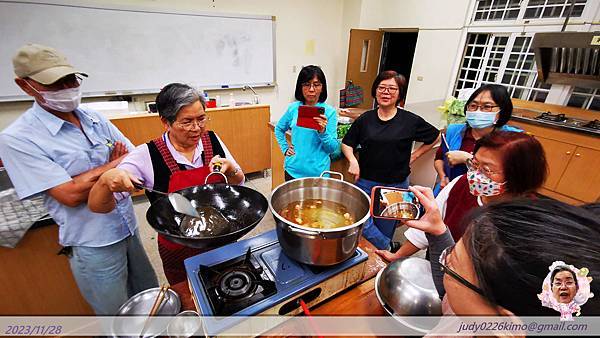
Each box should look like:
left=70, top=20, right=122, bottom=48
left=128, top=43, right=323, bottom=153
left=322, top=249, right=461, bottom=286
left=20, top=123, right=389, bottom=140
left=275, top=65, right=338, bottom=180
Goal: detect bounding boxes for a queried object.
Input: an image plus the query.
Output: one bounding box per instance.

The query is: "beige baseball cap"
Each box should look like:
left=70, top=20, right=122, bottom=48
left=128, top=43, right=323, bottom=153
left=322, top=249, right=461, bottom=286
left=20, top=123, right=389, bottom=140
left=12, top=43, right=88, bottom=85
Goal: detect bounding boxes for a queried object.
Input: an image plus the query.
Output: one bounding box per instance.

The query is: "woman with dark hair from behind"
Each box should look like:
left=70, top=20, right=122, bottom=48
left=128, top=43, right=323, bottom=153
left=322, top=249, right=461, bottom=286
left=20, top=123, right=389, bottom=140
left=434, top=84, right=521, bottom=194
left=341, top=70, right=440, bottom=250
left=274, top=65, right=338, bottom=180
left=403, top=188, right=600, bottom=316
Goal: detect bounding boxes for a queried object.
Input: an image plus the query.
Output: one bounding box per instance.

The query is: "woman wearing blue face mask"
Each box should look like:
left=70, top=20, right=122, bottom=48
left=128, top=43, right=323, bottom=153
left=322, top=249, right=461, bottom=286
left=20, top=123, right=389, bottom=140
left=433, top=84, right=521, bottom=195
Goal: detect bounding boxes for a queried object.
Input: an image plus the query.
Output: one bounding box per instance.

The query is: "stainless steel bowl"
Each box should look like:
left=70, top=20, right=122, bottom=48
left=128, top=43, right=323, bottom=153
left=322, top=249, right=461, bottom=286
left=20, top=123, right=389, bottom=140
left=112, top=287, right=181, bottom=338
left=269, top=173, right=370, bottom=266
left=375, top=257, right=442, bottom=332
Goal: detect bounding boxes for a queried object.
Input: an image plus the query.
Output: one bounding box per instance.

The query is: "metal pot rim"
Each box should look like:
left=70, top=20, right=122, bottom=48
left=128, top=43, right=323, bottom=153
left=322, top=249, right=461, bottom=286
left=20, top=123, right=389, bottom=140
left=269, top=176, right=371, bottom=233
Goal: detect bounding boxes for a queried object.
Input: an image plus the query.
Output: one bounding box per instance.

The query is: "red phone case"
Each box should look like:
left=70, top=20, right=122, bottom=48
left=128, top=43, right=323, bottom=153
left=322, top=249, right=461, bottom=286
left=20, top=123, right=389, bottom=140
left=297, top=105, right=324, bottom=130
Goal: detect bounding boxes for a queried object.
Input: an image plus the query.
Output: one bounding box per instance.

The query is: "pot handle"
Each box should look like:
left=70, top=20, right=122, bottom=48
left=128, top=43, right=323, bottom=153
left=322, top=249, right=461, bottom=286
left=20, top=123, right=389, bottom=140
left=288, top=225, right=323, bottom=238
left=205, top=171, right=228, bottom=185
left=320, top=170, right=344, bottom=181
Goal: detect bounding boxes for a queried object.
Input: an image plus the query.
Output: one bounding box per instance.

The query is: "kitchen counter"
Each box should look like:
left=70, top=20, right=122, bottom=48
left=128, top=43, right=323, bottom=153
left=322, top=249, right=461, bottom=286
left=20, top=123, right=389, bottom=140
left=512, top=109, right=600, bottom=137
left=170, top=237, right=389, bottom=335
left=510, top=99, right=600, bottom=204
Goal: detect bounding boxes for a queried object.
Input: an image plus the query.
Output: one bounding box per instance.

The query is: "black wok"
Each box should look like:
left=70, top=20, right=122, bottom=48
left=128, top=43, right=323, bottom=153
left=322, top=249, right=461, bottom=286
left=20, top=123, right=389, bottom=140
left=146, top=183, right=268, bottom=249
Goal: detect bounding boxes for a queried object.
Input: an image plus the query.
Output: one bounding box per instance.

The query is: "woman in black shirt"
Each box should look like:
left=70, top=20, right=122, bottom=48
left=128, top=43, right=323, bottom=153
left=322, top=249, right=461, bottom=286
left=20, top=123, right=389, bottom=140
left=341, top=70, right=439, bottom=250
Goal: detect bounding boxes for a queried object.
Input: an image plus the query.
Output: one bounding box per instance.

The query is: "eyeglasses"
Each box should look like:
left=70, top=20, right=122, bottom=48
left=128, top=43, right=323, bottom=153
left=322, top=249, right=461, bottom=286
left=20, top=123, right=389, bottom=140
left=553, top=280, right=576, bottom=288
left=175, top=116, right=210, bottom=130
left=376, top=86, right=399, bottom=94
left=466, top=103, right=499, bottom=112
left=439, top=245, right=486, bottom=297
left=466, top=158, right=502, bottom=177
left=302, top=82, right=323, bottom=89
left=38, top=74, right=84, bottom=91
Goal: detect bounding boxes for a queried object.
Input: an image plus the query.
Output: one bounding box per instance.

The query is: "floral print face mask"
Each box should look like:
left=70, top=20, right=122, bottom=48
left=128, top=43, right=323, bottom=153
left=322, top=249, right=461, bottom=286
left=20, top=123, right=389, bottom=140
left=467, top=168, right=506, bottom=197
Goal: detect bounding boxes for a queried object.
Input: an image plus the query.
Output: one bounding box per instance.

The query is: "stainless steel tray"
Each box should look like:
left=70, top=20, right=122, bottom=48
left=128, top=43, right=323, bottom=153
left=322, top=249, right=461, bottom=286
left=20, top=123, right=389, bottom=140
left=112, top=287, right=181, bottom=338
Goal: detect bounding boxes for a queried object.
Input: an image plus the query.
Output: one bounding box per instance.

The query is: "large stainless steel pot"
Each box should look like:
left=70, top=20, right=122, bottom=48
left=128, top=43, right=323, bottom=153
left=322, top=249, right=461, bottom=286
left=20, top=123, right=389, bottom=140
left=269, top=172, right=370, bottom=266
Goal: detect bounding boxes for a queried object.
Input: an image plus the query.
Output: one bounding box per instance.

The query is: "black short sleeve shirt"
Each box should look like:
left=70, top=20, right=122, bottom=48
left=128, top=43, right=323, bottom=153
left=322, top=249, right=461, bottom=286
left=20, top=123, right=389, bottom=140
left=342, top=108, right=439, bottom=183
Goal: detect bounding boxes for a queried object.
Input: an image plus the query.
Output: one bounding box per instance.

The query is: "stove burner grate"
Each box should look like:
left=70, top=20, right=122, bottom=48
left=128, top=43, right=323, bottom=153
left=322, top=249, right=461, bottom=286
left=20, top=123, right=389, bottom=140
left=536, top=112, right=567, bottom=122
left=583, top=119, right=600, bottom=130
left=198, top=247, right=277, bottom=316
left=218, top=268, right=256, bottom=298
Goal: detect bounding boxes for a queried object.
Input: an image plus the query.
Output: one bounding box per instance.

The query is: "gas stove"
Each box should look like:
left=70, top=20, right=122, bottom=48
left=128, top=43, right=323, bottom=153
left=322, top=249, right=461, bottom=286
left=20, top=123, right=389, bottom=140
left=583, top=119, right=600, bottom=130
left=536, top=112, right=567, bottom=122
left=184, top=230, right=368, bottom=334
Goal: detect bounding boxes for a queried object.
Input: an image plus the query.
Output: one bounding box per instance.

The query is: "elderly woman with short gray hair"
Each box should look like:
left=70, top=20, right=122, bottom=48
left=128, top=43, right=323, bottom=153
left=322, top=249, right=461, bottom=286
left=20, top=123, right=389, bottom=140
left=89, top=82, right=243, bottom=284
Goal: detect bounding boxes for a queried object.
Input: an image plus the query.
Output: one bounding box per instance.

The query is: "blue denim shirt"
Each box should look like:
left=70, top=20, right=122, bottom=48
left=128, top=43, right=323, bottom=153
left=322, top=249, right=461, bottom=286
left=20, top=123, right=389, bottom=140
left=0, top=102, right=137, bottom=247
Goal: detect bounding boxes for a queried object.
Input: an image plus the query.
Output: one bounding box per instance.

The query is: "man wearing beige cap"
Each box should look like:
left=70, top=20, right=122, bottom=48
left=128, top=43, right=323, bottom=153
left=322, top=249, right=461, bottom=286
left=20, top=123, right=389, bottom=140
left=0, top=44, right=158, bottom=314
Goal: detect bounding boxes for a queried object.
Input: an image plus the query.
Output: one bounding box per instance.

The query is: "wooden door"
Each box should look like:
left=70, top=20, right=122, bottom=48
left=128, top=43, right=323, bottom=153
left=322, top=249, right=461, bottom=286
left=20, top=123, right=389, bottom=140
left=346, top=29, right=384, bottom=109
left=534, top=136, right=577, bottom=190
left=555, top=146, right=600, bottom=203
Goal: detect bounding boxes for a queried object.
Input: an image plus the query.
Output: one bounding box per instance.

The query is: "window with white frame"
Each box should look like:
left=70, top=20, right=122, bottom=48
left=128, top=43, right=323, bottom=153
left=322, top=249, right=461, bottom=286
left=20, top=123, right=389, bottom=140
left=473, top=0, right=588, bottom=22
left=524, top=0, right=587, bottom=19
left=567, top=87, right=600, bottom=111
left=459, top=0, right=598, bottom=110
left=473, top=0, right=521, bottom=21
left=453, top=33, right=550, bottom=102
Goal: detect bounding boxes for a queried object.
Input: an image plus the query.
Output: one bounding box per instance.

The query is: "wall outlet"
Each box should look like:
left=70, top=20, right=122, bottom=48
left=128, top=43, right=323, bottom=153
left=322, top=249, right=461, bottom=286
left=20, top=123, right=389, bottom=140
left=417, top=76, right=424, bottom=81
left=292, top=65, right=297, bottom=73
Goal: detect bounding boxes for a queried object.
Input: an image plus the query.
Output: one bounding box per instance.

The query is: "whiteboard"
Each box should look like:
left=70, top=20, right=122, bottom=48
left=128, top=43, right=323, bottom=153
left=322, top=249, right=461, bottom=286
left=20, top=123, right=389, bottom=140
left=0, top=1, right=276, bottom=101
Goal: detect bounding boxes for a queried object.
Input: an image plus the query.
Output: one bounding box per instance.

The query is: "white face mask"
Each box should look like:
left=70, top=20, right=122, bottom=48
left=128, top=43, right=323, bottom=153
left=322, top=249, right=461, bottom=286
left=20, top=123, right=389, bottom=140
left=25, top=81, right=82, bottom=112
left=39, top=87, right=82, bottom=112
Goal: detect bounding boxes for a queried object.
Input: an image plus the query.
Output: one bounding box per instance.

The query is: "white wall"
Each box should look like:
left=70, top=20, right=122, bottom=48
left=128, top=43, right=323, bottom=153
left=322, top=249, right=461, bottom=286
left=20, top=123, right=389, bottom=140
left=0, top=0, right=349, bottom=129
left=355, top=0, right=472, bottom=106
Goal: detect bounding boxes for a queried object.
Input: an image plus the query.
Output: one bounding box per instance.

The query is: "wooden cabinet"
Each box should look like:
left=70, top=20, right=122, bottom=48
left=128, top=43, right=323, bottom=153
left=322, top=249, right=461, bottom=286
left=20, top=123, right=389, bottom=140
left=0, top=225, right=93, bottom=315
left=512, top=120, right=600, bottom=204
left=535, top=137, right=577, bottom=191
left=554, top=146, right=600, bottom=203
left=110, top=105, right=271, bottom=174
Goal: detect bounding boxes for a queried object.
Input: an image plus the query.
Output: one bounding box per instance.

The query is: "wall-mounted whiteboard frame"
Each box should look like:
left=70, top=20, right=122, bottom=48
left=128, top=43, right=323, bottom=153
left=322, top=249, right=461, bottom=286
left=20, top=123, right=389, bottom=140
left=0, top=0, right=276, bottom=102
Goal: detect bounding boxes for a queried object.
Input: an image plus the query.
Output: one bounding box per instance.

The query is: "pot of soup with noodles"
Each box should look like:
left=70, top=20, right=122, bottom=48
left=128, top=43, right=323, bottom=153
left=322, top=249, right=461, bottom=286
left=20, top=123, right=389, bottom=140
left=269, top=171, right=371, bottom=266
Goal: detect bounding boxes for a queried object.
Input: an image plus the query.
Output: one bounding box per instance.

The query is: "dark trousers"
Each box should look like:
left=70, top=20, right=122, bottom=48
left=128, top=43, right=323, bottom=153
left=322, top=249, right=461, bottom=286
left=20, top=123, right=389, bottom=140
left=284, top=171, right=295, bottom=182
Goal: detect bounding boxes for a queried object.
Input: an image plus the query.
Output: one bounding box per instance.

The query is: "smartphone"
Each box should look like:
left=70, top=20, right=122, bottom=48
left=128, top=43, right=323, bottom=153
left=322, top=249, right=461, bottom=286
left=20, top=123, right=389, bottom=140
left=297, top=105, right=325, bottom=130
left=370, top=186, right=423, bottom=221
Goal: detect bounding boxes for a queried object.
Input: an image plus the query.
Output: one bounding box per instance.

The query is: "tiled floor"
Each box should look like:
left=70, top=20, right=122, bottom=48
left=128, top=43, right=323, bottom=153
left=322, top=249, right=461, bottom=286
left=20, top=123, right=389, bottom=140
left=133, top=172, right=416, bottom=285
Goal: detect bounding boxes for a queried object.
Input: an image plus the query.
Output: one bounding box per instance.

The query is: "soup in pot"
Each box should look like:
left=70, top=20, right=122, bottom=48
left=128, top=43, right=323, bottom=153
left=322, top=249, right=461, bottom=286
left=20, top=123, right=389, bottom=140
left=279, top=199, right=355, bottom=229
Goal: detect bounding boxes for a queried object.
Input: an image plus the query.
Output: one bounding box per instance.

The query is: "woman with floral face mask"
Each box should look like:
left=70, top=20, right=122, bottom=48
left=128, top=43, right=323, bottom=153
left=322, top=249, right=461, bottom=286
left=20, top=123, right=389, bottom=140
left=377, top=131, right=547, bottom=262
left=433, top=84, right=521, bottom=194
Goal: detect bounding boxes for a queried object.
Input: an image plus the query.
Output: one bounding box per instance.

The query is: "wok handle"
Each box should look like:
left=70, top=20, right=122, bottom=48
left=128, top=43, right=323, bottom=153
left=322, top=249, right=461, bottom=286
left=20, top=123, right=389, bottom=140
left=320, top=170, right=344, bottom=181
left=132, top=182, right=168, bottom=196
left=204, top=171, right=228, bottom=185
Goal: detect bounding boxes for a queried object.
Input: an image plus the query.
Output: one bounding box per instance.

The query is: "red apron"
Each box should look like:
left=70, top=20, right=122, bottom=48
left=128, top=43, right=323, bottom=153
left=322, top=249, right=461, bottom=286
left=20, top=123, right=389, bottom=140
left=153, top=132, right=225, bottom=285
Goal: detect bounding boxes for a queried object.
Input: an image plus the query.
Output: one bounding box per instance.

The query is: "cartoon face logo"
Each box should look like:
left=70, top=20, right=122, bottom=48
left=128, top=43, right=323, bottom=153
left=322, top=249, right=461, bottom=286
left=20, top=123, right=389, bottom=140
left=551, top=268, right=578, bottom=304
left=538, top=261, right=594, bottom=321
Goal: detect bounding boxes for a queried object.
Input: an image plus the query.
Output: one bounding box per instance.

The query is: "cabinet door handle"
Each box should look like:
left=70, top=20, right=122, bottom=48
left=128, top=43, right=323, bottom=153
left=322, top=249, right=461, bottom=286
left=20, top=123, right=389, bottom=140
left=566, top=151, right=571, bottom=155
left=575, top=153, right=581, bottom=157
